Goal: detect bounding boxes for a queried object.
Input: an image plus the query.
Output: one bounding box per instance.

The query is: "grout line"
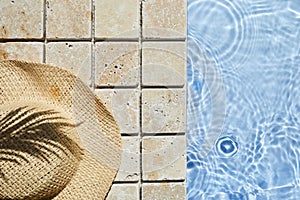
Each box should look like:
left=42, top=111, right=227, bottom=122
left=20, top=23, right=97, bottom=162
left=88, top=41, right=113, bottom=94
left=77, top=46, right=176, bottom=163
left=91, top=0, right=95, bottom=90
left=112, top=179, right=185, bottom=184
left=121, top=133, right=139, bottom=137
left=142, top=132, right=186, bottom=137
left=46, top=38, right=92, bottom=41
left=113, top=181, right=139, bottom=184
left=139, top=0, right=143, bottom=199
left=0, top=37, right=185, bottom=43
left=142, top=85, right=185, bottom=89
left=0, top=39, right=45, bottom=42
left=142, top=180, right=186, bottom=184
left=142, top=38, right=186, bottom=42
left=95, top=38, right=139, bottom=42
left=94, top=85, right=139, bottom=89
left=43, top=0, right=47, bottom=63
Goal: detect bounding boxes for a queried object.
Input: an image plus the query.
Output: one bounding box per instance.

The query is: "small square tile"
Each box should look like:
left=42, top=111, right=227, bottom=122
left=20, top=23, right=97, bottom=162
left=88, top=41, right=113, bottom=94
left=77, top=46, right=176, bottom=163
left=142, top=89, right=185, bottom=133
left=142, top=182, right=186, bottom=200
left=0, top=42, right=43, bottom=62
left=142, top=42, right=186, bottom=87
left=143, top=0, right=186, bottom=39
left=115, top=137, right=139, bottom=182
left=95, top=0, right=139, bottom=38
left=142, top=136, right=186, bottom=181
left=46, top=42, right=91, bottom=86
left=46, top=0, right=91, bottom=38
left=107, top=184, right=139, bottom=200
left=96, top=89, right=139, bottom=134
left=0, top=1, right=43, bottom=39
left=95, top=42, right=139, bottom=87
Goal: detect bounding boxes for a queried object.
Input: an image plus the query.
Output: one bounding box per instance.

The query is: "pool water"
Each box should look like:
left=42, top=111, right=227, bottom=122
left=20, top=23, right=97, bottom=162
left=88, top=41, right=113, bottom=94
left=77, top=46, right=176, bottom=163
left=187, top=0, right=300, bottom=199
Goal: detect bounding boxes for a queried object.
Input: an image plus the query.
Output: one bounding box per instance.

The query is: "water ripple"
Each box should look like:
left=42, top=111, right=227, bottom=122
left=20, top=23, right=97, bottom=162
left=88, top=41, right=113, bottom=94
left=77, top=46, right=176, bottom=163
left=187, top=0, right=300, bottom=199
left=188, top=0, right=256, bottom=69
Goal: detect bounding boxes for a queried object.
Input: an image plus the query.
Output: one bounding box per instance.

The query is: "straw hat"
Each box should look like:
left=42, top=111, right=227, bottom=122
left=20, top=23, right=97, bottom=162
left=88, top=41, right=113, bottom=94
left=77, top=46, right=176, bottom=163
left=0, top=60, right=122, bottom=199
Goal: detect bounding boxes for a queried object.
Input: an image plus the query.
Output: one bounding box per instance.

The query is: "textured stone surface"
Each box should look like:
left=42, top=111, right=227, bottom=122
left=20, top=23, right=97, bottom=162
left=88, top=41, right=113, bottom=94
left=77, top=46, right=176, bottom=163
left=142, top=182, right=186, bottom=200
left=0, top=42, right=43, bottom=62
left=1, top=1, right=188, bottom=198
left=95, top=0, right=139, bottom=38
left=46, top=0, right=91, bottom=38
left=46, top=42, right=91, bottom=86
left=142, top=136, right=186, bottom=181
left=115, top=137, right=139, bottom=182
left=107, top=184, right=139, bottom=200
left=142, top=89, right=186, bottom=133
left=143, top=0, right=186, bottom=39
left=0, top=1, right=43, bottom=39
left=95, top=42, right=139, bottom=87
left=96, top=89, right=139, bottom=134
left=142, top=42, right=186, bottom=87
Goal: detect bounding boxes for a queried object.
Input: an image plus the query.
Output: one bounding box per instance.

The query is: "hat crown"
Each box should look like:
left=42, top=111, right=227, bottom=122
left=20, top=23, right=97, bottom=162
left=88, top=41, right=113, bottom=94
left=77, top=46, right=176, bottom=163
left=0, top=105, right=82, bottom=199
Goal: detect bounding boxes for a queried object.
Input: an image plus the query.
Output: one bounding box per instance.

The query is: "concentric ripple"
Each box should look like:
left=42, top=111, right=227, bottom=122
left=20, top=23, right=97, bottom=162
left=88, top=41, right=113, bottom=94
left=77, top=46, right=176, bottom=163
left=188, top=0, right=256, bottom=69
left=187, top=1, right=300, bottom=200
left=216, top=136, right=238, bottom=157
left=187, top=37, right=226, bottom=159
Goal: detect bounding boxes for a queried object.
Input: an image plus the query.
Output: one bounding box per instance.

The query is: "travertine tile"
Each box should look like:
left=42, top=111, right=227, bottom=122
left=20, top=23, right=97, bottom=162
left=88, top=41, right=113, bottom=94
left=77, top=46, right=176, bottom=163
left=142, top=136, right=186, bottom=181
left=107, top=184, right=139, bottom=200
left=95, top=42, right=139, bottom=87
left=143, top=0, right=186, bottom=39
left=96, top=89, right=139, bottom=134
left=0, top=1, right=43, bottom=39
left=142, top=42, right=186, bottom=87
left=0, top=42, right=43, bottom=62
left=46, top=42, right=91, bottom=85
left=115, top=137, right=139, bottom=182
left=142, top=182, right=186, bottom=200
left=95, top=0, right=139, bottom=38
left=46, top=0, right=91, bottom=38
left=142, top=89, right=185, bottom=133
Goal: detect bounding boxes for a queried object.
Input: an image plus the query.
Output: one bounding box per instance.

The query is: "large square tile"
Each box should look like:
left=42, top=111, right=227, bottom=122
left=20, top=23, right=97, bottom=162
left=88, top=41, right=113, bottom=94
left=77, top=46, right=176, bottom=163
left=46, top=42, right=91, bottom=85
left=95, top=42, right=139, bottom=87
left=143, top=0, right=186, bottom=39
left=96, top=89, right=139, bottom=134
left=142, top=42, right=186, bottom=87
left=95, top=0, right=139, bottom=39
left=0, top=42, right=43, bottom=62
left=46, top=0, right=91, bottom=38
left=142, top=136, right=186, bottom=181
left=142, top=89, right=186, bottom=133
left=0, top=1, right=43, bottom=39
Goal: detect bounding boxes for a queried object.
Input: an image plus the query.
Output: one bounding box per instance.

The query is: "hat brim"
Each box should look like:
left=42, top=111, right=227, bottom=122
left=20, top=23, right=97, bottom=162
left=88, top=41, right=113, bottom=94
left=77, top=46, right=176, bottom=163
left=0, top=60, right=121, bottom=199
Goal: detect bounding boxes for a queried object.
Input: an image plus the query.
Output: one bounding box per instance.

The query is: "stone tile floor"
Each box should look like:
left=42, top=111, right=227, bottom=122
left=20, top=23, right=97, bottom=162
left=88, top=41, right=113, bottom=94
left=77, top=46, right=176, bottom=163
left=0, top=0, right=186, bottom=199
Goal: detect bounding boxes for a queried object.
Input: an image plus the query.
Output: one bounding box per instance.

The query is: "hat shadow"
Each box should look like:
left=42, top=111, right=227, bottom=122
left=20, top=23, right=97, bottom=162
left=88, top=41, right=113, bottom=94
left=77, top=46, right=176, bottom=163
left=0, top=106, right=83, bottom=180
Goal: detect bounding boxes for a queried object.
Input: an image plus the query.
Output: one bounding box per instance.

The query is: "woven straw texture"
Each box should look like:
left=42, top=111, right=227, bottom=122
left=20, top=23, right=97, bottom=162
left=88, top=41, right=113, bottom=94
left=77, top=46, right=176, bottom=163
left=0, top=60, right=122, bottom=199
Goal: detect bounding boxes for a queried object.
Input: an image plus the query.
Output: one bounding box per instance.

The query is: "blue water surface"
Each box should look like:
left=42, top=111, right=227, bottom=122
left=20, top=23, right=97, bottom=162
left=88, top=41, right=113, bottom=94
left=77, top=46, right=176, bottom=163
left=187, top=1, right=300, bottom=199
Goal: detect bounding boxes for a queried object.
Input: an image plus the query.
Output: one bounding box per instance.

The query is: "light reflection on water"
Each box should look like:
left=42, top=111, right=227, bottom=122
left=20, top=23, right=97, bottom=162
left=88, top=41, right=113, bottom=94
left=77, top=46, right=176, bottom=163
left=187, top=0, right=300, bottom=199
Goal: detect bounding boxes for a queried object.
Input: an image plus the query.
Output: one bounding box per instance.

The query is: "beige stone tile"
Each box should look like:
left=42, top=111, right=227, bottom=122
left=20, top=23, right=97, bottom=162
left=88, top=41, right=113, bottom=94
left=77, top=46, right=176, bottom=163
left=0, top=1, right=43, bottom=39
left=115, top=137, right=139, bottom=182
left=142, top=42, right=186, bottom=87
left=142, top=89, right=185, bottom=133
left=95, top=0, right=139, bottom=38
left=46, top=42, right=91, bottom=86
left=107, top=184, right=139, bottom=200
left=46, top=0, right=91, bottom=38
left=143, top=0, right=186, bottom=39
left=142, top=136, right=186, bottom=181
left=0, top=42, right=43, bottom=62
left=95, top=42, right=139, bottom=87
left=142, top=182, right=186, bottom=200
left=96, top=89, right=139, bottom=134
